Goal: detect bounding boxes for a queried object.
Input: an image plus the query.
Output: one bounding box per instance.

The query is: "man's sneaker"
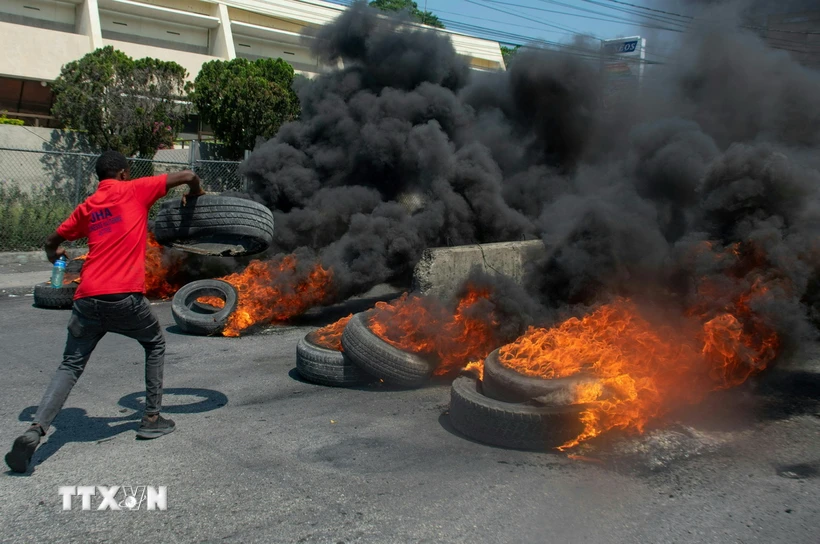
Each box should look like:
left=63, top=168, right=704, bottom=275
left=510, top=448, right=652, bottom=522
left=136, top=414, right=175, bottom=439
left=5, top=427, right=42, bottom=473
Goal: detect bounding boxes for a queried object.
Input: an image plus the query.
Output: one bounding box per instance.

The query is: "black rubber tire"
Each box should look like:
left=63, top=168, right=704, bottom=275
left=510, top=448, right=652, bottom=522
left=33, top=282, right=76, bottom=309
left=153, top=195, right=274, bottom=256
left=341, top=312, right=435, bottom=388
left=482, top=348, right=596, bottom=405
left=66, top=258, right=84, bottom=273
left=296, top=333, right=374, bottom=387
left=172, top=280, right=238, bottom=336
left=449, top=374, right=587, bottom=451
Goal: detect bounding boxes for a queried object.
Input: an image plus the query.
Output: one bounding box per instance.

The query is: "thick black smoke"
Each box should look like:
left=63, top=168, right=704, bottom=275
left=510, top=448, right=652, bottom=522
left=241, top=0, right=820, bottom=349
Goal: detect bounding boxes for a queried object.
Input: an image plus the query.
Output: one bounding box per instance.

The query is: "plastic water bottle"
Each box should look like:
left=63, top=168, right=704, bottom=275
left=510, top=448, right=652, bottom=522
left=51, top=256, right=67, bottom=289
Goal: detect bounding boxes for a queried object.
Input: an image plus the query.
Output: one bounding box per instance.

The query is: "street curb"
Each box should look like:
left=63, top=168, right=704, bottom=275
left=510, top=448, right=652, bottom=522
left=0, top=249, right=87, bottom=265
left=1, top=287, right=37, bottom=297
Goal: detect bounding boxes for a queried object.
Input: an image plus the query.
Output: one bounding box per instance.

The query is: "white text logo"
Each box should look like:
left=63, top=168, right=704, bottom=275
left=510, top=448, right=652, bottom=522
left=59, top=486, right=167, bottom=511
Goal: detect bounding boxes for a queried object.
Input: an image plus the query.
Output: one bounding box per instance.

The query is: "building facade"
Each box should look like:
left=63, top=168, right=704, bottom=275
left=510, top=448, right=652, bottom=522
left=0, top=0, right=506, bottom=128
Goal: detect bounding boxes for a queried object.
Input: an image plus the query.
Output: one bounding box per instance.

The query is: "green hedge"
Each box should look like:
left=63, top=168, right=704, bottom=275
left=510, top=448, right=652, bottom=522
left=0, top=114, right=24, bottom=126
left=0, top=184, right=76, bottom=251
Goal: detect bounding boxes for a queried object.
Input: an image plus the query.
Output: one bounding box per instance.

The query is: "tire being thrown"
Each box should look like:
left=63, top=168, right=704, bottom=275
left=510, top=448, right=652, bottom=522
left=449, top=374, right=586, bottom=451
left=172, top=280, right=238, bottom=336
left=482, top=348, right=597, bottom=405
left=341, top=312, right=435, bottom=388
left=153, top=195, right=274, bottom=257
left=296, top=333, right=374, bottom=387
left=33, top=282, right=76, bottom=309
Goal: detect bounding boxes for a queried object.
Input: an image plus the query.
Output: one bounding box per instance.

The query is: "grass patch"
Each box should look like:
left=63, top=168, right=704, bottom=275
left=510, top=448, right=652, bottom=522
left=0, top=184, right=77, bottom=251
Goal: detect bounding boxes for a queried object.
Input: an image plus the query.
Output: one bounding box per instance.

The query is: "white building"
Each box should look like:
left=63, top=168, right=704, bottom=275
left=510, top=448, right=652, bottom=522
left=0, top=0, right=506, bottom=129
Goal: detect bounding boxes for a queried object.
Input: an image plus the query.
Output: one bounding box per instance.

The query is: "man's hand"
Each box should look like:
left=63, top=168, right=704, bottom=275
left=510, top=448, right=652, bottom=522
left=181, top=186, right=206, bottom=207
left=166, top=171, right=204, bottom=206
left=44, top=232, right=67, bottom=264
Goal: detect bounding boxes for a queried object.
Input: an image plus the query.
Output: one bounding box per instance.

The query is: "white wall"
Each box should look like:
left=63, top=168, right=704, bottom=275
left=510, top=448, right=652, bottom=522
left=0, top=22, right=92, bottom=81
left=0, top=0, right=504, bottom=84
left=99, top=10, right=210, bottom=53
left=0, top=0, right=76, bottom=28
left=233, top=34, right=317, bottom=68
left=102, top=38, right=221, bottom=80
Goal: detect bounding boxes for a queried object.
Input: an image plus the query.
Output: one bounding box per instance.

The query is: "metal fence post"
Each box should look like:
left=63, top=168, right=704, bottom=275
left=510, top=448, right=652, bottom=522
left=189, top=140, right=199, bottom=171
left=243, top=149, right=251, bottom=193
left=73, top=156, right=84, bottom=207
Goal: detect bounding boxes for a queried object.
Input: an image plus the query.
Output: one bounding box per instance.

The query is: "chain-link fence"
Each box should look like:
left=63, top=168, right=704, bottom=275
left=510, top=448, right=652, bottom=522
left=0, top=146, right=245, bottom=251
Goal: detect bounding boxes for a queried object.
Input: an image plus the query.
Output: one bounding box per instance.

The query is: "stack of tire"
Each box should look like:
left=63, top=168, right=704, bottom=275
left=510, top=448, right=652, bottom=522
left=297, top=312, right=590, bottom=451
left=33, top=258, right=85, bottom=309
left=157, top=194, right=275, bottom=336
left=296, top=311, right=436, bottom=388
left=448, top=349, right=591, bottom=451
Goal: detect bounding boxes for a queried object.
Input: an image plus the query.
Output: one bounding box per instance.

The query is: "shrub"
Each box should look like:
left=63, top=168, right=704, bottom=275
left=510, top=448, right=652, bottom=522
left=0, top=114, right=25, bottom=126
left=0, top=182, right=77, bottom=251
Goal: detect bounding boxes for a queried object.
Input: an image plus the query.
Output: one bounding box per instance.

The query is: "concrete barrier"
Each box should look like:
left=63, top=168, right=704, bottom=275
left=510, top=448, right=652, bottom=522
left=411, top=240, right=546, bottom=300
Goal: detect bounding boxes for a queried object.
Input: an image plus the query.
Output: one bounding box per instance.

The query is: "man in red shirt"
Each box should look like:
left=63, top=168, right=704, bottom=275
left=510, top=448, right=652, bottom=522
left=5, top=151, right=204, bottom=473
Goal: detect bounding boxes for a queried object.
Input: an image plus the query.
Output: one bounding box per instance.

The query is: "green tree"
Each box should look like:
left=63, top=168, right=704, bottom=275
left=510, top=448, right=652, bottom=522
left=369, top=0, right=445, bottom=28
left=190, top=57, right=301, bottom=159
left=51, top=46, right=191, bottom=158
left=501, top=45, right=520, bottom=67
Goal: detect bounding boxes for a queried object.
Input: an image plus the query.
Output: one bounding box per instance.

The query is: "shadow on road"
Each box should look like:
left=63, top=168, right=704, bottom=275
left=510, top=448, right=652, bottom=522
left=12, top=387, right=228, bottom=474
left=14, top=406, right=140, bottom=472
left=117, top=387, right=228, bottom=414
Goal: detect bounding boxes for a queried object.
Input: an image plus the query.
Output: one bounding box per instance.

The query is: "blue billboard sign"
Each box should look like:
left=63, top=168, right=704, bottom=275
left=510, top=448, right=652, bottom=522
left=603, top=40, right=639, bottom=55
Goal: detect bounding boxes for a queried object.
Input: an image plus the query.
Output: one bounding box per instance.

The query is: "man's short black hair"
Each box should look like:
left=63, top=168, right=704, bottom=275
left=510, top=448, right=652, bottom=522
left=95, top=151, right=129, bottom=181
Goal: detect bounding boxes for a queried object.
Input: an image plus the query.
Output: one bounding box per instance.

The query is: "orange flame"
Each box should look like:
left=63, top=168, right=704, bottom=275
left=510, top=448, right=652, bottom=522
left=196, top=296, right=225, bottom=309
left=488, top=240, right=783, bottom=449
left=496, top=283, right=779, bottom=450
left=463, top=360, right=484, bottom=381
left=309, top=314, right=353, bottom=351
left=216, top=255, right=333, bottom=337
left=368, top=286, right=501, bottom=376
left=145, top=233, right=182, bottom=299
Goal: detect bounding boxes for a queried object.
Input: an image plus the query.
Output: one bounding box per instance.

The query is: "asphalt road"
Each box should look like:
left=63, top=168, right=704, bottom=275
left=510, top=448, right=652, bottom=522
left=1, top=293, right=819, bottom=543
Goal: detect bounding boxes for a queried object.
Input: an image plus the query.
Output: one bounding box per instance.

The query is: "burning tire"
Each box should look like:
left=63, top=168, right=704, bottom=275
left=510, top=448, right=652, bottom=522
left=296, top=333, right=374, bottom=387
left=341, top=312, right=435, bottom=388
left=482, top=348, right=595, bottom=404
left=33, top=282, right=77, bottom=309
left=172, top=280, right=238, bottom=336
left=153, top=195, right=274, bottom=257
left=448, top=374, right=586, bottom=451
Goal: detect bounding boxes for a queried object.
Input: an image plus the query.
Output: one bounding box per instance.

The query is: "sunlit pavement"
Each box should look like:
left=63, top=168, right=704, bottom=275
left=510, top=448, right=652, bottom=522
left=1, top=294, right=818, bottom=543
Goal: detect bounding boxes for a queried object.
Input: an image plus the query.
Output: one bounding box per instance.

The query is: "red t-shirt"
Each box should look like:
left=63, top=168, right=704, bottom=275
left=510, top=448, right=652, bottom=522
left=57, top=175, right=168, bottom=299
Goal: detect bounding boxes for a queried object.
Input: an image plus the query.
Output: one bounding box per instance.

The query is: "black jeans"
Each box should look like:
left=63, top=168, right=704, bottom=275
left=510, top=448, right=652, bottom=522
left=32, top=294, right=165, bottom=432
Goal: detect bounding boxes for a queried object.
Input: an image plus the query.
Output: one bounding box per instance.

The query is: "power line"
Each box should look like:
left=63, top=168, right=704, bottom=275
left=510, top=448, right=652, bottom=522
left=322, top=0, right=820, bottom=60
left=464, top=0, right=600, bottom=37
left=592, top=0, right=693, bottom=20
left=436, top=9, right=581, bottom=35
left=535, top=0, right=688, bottom=29
left=587, top=0, right=820, bottom=35
left=577, top=0, right=693, bottom=27
left=483, top=0, right=689, bottom=33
